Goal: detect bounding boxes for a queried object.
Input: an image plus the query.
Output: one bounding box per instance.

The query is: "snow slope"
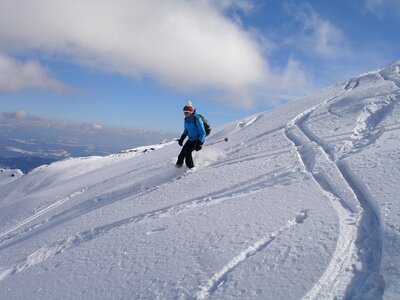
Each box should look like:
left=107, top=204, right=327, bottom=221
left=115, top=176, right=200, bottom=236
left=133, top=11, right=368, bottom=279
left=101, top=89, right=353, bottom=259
left=0, top=61, right=399, bottom=299
left=0, top=169, right=23, bottom=187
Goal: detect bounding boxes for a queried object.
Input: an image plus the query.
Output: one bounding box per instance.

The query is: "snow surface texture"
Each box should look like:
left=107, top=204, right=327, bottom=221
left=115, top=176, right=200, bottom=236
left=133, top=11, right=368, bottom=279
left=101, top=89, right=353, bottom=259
left=0, top=169, right=23, bottom=187
left=0, top=61, right=399, bottom=299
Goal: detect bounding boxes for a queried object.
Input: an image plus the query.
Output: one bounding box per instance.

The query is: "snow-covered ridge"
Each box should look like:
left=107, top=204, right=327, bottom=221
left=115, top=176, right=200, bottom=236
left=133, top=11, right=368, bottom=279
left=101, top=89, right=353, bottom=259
left=0, top=168, right=23, bottom=187
left=0, top=61, right=399, bottom=299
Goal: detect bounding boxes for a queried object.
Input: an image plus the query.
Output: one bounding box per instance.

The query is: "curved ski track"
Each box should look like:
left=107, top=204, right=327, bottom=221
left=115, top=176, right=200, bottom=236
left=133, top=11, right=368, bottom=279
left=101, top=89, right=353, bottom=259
left=2, top=69, right=398, bottom=297
left=0, top=163, right=187, bottom=245
left=0, top=168, right=297, bottom=282
left=196, top=210, right=309, bottom=300
left=285, top=98, right=384, bottom=298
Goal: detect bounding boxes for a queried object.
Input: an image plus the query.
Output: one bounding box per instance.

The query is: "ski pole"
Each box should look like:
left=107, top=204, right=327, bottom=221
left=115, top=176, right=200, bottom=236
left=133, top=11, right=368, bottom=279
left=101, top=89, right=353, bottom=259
left=205, top=137, right=228, bottom=147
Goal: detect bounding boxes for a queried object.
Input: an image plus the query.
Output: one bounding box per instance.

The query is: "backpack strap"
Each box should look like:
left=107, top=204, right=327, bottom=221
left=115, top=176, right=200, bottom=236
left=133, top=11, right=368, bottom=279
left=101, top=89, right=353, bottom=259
left=193, top=115, right=199, bottom=128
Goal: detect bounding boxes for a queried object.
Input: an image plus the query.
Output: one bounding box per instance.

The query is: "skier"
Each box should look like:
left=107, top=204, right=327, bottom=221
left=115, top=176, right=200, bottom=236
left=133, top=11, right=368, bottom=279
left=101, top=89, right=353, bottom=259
left=176, top=101, right=206, bottom=169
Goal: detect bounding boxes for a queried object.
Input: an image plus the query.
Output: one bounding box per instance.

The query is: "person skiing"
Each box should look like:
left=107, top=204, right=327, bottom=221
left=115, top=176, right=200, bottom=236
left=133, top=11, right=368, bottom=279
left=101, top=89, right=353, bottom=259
left=176, top=101, right=206, bottom=169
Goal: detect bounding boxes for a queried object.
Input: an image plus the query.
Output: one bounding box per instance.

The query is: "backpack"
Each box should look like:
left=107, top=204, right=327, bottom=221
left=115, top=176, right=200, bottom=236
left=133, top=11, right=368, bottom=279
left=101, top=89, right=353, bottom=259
left=194, top=114, right=211, bottom=136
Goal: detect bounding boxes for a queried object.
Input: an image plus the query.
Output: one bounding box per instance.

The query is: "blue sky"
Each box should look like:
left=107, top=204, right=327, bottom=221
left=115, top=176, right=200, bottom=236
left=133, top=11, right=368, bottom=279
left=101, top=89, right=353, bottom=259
left=0, top=0, right=399, bottom=133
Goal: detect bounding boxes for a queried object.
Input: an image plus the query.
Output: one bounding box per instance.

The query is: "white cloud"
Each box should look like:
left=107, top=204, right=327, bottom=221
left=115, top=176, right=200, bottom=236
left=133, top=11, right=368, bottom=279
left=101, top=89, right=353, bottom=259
left=272, top=58, right=310, bottom=93
left=92, top=124, right=103, bottom=130
left=0, top=0, right=310, bottom=107
left=256, top=58, right=312, bottom=104
left=12, top=109, right=30, bottom=120
left=290, top=4, right=348, bottom=58
left=364, top=0, right=400, bottom=17
left=365, top=0, right=385, bottom=8
left=1, top=109, right=40, bottom=121
left=0, top=53, right=65, bottom=93
left=216, top=57, right=313, bottom=108
left=211, top=0, right=255, bottom=14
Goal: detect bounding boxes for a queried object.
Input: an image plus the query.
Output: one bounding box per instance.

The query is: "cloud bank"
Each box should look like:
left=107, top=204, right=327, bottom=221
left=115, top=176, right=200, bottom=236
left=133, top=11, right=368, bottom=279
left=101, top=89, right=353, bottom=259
left=364, top=0, right=400, bottom=17
left=0, top=0, right=310, bottom=107
left=0, top=53, right=64, bottom=93
left=287, top=4, right=348, bottom=58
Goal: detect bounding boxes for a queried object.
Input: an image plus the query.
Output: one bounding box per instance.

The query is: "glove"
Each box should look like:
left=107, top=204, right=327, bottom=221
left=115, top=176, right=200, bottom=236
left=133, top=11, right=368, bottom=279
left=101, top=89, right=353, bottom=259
left=178, top=135, right=186, bottom=146
left=194, top=141, right=203, bottom=151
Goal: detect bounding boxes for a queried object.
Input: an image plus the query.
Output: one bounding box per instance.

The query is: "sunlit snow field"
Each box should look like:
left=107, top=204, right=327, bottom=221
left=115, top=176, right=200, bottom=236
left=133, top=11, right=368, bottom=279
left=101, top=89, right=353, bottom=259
left=0, top=62, right=399, bottom=299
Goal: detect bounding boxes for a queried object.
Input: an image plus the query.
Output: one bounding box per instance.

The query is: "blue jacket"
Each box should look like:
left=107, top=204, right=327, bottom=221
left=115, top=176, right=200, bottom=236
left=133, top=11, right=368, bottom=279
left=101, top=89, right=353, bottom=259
left=182, top=110, right=206, bottom=143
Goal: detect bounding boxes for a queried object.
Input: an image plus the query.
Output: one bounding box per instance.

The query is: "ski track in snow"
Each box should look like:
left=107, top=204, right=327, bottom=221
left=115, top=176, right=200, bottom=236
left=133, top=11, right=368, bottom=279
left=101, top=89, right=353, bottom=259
left=0, top=189, right=87, bottom=242
left=0, top=153, right=226, bottom=248
left=236, top=115, right=260, bottom=131
left=379, top=68, right=400, bottom=89
left=344, top=78, right=360, bottom=91
left=285, top=98, right=385, bottom=298
left=0, top=163, right=185, bottom=245
left=196, top=210, right=309, bottom=300
left=0, top=168, right=297, bottom=282
left=1, top=65, right=398, bottom=297
left=336, top=95, right=398, bottom=160
left=285, top=104, right=360, bottom=298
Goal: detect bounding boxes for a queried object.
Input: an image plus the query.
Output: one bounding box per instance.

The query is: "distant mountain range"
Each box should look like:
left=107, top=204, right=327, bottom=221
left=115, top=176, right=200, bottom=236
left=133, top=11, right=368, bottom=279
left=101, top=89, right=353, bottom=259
left=0, top=110, right=177, bottom=173
left=0, top=156, right=57, bottom=174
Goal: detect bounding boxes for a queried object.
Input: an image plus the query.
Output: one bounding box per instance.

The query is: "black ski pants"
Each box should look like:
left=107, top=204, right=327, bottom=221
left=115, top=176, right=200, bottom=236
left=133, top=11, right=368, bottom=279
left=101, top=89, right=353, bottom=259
left=177, top=140, right=195, bottom=168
